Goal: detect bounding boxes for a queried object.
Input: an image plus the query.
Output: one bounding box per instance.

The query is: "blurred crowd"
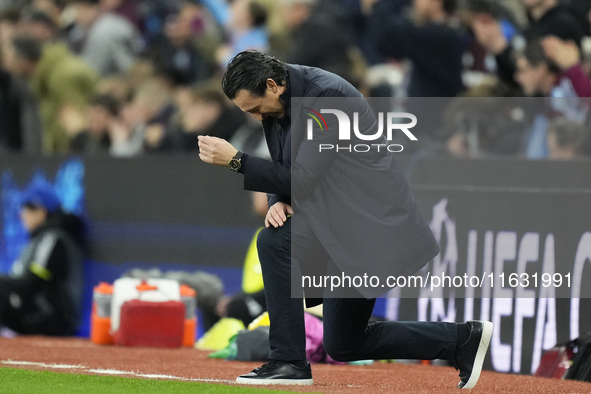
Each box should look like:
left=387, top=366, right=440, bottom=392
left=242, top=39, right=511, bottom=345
left=0, top=0, right=590, bottom=160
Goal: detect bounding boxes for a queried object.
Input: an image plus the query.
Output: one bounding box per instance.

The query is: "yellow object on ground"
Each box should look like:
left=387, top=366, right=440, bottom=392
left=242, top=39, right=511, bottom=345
left=248, top=312, right=270, bottom=331
left=195, top=318, right=245, bottom=351
left=242, top=228, right=264, bottom=294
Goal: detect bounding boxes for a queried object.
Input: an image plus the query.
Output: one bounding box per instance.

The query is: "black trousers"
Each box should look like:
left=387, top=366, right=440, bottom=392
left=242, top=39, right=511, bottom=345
left=0, top=276, right=70, bottom=336
left=257, top=217, right=459, bottom=362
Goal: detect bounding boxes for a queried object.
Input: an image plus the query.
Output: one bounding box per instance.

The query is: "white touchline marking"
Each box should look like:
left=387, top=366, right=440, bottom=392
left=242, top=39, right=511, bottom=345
left=2, top=360, right=234, bottom=384
left=2, top=360, right=85, bottom=369
left=136, top=373, right=193, bottom=380
left=87, top=369, right=134, bottom=375
left=189, top=378, right=236, bottom=384
left=88, top=368, right=234, bottom=384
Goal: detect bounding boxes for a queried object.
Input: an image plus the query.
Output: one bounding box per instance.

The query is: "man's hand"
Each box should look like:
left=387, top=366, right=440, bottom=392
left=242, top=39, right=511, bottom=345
left=265, top=202, right=294, bottom=228
left=471, top=14, right=508, bottom=55
left=198, top=135, right=238, bottom=167
left=542, top=36, right=580, bottom=70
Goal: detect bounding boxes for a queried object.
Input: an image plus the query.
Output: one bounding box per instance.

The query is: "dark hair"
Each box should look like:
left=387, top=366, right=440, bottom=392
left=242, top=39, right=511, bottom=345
left=0, top=7, right=21, bottom=24
left=51, top=0, right=67, bottom=9
left=221, top=50, right=287, bottom=99
left=12, top=35, right=43, bottom=63
left=442, top=0, right=457, bottom=14
left=522, top=38, right=560, bottom=74
left=89, top=94, right=121, bottom=117
left=23, top=10, right=57, bottom=29
left=464, top=0, right=507, bottom=19
left=23, top=202, right=42, bottom=211
left=249, top=1, right=267, bottom=28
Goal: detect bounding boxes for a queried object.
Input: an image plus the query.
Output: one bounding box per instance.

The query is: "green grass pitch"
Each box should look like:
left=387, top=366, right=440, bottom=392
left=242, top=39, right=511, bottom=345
left=0, top=368, right=315, bottom=394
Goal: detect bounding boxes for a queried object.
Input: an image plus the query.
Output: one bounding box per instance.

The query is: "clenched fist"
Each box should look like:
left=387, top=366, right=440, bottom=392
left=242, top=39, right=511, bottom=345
left=198, top=135, right=238, bottom=167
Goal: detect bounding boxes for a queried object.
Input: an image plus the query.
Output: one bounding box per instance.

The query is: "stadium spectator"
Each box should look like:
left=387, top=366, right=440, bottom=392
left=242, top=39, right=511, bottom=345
left=21, top=10, right=57, bottom=43
left=541, top=35, right=588, bottom=79
left=546, top=117, right=588, bottom=159
left=515, top=38, right=591, bottom=98
left=132, top=77, right=177, bottom=153
left=515, top=38, right=590, bottom=158
left=0, top=8, right=43, bottom=154
left=69, top=0, right=142, bottom=77
left=282, top=0, right=357, bottom=85
left=144, top=3, right=212, bottom=86
left=0, top=6, right=19, bottom=72
left=169, top=81, right=258, bottom=153
left=470, top=0, right=587, bottom=90
left=96, top=74, right=133, bottom=104
left=125, top=58, right=158, bottom=92
left=139, top=0, right=189, bottom=45
left=368, top=0, right=465, bottom=97
left=30, top=0, right=63, bottom=27
left=98, top=0, right=142, bottom=31
left=217, top=0, right=268, bottom=69
left=10, top=34, right=98, bottom=154
left=0, top=67, right=43, bottom=154
left=459, top=0, right=521, bottom=77
left=90, top=75, right=146, bottom=157
left=105, top=61, right=170, bottom=156
left=0, top=181, right=85, bottom=336
left=69, top=94, right=120, bottom=155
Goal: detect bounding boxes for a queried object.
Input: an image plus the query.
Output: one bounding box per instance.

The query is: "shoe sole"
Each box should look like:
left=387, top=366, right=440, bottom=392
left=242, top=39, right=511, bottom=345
left=235, top=377, right=313, bottom=385
left=462, top=321, right=493, bottom=389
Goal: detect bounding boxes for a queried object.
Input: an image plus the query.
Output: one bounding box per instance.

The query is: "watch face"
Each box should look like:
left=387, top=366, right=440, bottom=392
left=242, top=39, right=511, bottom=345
left=229, top=159, right=241, bottom=172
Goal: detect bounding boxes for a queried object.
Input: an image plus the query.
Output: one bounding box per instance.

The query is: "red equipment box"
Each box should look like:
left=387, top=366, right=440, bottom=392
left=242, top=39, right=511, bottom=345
left=113, top=300, right=186, bottom=348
